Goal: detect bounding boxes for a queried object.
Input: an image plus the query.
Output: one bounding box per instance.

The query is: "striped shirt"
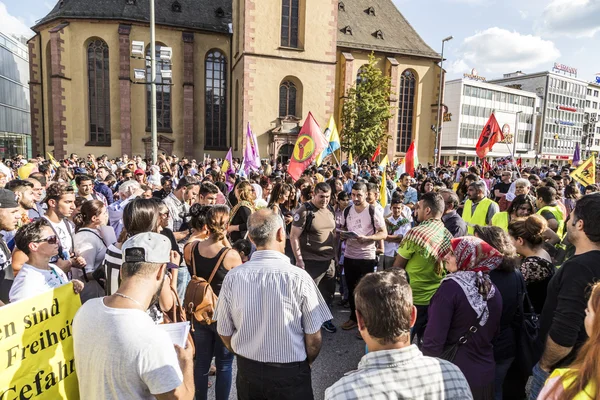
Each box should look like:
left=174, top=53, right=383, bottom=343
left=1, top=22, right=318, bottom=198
left=103, top=244, right=122, bottom=296
left=214, top=250, right=332, bottom=363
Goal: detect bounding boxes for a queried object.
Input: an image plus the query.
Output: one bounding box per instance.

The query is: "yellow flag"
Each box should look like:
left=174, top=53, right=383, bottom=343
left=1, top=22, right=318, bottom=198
left=379, top=155, right=389, bottom=169
left=380, top=170, right=387, bottom=208
left=571, top=155, right=596, bottom=187
left=348, top=152, right=354, bottom=166
left=47, top=152, right=60, bottom=168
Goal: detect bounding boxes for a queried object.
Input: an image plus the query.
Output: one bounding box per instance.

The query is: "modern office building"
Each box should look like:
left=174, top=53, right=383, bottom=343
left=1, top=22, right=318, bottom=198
left=584, top=81, right=600, bottom=158
left=489, top=68, right=587, bottom=164
left=0, top=32, right=31, bottom=159
left=441, top=73, right=537, bottom=164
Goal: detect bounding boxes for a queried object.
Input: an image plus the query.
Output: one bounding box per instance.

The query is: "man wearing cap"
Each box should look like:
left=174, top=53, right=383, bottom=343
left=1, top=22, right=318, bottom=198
left=73, top=232, right=194, bottom=399
left=0, top=188, right=25, bottom=303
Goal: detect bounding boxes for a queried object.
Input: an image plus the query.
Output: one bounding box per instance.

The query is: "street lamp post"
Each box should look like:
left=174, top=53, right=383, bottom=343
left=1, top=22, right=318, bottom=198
left=435, top=35, right=453, bottom=167
left=150, top=0, right=158, bottom=164
left=513, top=111, right=523, bottom=157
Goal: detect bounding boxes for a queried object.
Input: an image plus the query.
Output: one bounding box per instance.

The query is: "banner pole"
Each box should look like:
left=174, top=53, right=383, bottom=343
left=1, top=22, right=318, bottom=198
left=503, top=141, right=521, bottom=178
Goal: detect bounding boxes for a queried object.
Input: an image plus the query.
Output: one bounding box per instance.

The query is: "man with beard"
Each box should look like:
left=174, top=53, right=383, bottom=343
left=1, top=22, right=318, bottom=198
left=528, top=193, right=600, bottom=399
left=73, top=232, right=194, bottom=399
left=0, top=189, right=24, bottom=304
left=5, top=179, right=37, bottom=224
left=76, top=174, right=108, bottom=206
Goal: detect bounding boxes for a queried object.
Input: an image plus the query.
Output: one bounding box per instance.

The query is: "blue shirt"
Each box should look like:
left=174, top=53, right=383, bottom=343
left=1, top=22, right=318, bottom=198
left=344, top=179, right=355, bottom=195
left=399, top=186, right=418, bottom=205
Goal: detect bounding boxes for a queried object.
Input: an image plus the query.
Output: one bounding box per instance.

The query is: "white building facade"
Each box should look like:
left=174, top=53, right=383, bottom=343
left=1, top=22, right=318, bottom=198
left=489, top=70, right=587, bottom=164
left=584, top=82, right=600, bottom=157
left=440, top=76, right=537, bottom=164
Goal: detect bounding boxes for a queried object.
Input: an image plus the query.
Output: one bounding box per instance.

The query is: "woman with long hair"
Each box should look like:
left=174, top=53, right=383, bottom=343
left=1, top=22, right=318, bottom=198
left=184, top=205, right=242, bottom=400
left=101, top=198, right=178, bottom=321
left=491, top=194, right=535, bottom=232
left=73, top=200, right=115, bottom=302
left=563, top=183, right=581, bottom=215
left=268, top=182, right=295, bottom=262
left=474, top=225, right=523, bottom=400
left=508, top=215, right=555, bottom=313
left=227, top=181, right=255, bottom=242
left=422, top=236, right=503, bottom=399
left=539, top=282, right=600, bottom=399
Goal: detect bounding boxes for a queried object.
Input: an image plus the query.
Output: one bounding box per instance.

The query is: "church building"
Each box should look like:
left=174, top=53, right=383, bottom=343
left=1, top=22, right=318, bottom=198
left=28, top=0, right=443, bottom=163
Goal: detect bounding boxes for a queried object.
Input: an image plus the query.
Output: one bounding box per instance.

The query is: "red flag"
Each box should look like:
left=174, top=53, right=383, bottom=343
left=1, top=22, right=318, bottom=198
left=481, top=159, right=491, bottom=178
left=288, top=112, right=328, bottom=181
left=371, top=145, right=381, bottom=162
left=517, top=157, right=522, bottom=168
left=405, top=142, right=416, bottom=177
left=476, top=114, right=503, bottom=159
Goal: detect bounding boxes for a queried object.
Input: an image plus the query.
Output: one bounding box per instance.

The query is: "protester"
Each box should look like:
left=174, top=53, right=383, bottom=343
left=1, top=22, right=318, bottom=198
left=422, top=236, right=503, bottom=399
left=228, top=181, right=256, bottom=243
left=491, top=193, right=535, bottom=232
left=9, top=219, right=84, bottom=302
left=439, top=188, right=467, bottom=237
left=73, top=200, right=115, bottom=302
left=325, top=269, right=473, bottom=400
left=393, top=192, right=453, bottom=342
left=538, top=282, right=600, bottom=399
left=214, top=209, right=332, bottom=399
left=339, top=182, right=387, bottom=331
left=184, top=205, right=241, bottom=400
left=73, top=232, right=194, bottom=399
left=290, top=182, right=337, bottom=333
left=528, top=193, right=600, bottom=400
left=508, top=215, right=555, bottom=313
left=382, top=196, right=412, bottom=269
left=462, top=181, right=499, bottom=234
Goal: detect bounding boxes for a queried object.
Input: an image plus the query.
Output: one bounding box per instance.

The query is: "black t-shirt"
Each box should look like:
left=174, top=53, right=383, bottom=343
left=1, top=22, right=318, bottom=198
left=493, top=182, right=512, bottom=201
left=536, top=250, right=600, bottom=368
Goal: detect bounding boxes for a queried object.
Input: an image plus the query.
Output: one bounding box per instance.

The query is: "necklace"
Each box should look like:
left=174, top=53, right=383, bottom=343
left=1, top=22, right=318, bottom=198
left=114, top=292, right=145, bottom=309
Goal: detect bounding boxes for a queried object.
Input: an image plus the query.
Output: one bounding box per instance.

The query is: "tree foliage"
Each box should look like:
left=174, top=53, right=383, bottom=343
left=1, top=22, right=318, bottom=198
left=341, top=52, right=393, bottom=159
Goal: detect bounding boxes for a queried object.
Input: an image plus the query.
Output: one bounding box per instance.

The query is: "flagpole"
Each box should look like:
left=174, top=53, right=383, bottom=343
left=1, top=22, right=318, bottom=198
left=503, top=141, right=521, bottom=178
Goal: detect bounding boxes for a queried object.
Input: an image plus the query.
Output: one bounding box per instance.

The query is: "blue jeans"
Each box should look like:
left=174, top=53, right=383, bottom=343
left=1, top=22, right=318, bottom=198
left=176, top=266, right=191, bottom=302
left=193, top=321, right=234, bottom=400
left=494, top=357, right=514, bottom=400
left=528, top=362, right=550, bottom=400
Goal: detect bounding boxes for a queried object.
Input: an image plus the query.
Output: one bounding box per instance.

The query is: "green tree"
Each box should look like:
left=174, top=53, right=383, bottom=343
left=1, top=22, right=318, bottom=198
left=341, top=52, right=393, bottom=160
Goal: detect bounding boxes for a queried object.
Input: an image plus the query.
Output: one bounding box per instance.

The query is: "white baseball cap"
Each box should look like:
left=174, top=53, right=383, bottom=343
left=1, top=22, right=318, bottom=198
left=122, top=232, right=171, bottom=264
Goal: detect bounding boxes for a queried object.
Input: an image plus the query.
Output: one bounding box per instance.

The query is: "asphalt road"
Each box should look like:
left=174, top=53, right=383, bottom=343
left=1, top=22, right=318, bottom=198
left=208, top=296, right=365, bottom=400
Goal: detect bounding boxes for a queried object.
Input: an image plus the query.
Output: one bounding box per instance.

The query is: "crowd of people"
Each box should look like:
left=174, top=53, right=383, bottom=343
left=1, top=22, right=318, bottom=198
left=1, top=151, right=600, bottom=400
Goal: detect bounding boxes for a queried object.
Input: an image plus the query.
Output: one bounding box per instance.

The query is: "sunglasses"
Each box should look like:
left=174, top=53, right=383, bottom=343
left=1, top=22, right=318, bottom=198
left=34, top=235, right=58, bottom=245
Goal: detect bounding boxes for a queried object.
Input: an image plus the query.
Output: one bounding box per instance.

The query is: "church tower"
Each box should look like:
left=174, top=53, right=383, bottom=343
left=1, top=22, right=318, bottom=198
left=231, top=0, right=338, bottom=161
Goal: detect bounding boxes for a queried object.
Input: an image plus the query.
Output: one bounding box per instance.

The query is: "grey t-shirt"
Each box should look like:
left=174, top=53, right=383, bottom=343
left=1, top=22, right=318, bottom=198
left=73, top=298, right=183, bottom=399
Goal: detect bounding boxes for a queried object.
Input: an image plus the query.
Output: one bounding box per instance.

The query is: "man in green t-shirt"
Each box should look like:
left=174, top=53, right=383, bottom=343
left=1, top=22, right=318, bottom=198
left=393, top=192, right=453, bottom=343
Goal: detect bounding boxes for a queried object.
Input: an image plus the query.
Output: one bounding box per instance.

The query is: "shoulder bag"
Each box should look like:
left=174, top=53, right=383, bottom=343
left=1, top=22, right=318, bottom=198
left=440, top=310, right=485, bottom=362
left=514, top=269, right=540, bottom=378
left=183, top=242, right=230, bottom=330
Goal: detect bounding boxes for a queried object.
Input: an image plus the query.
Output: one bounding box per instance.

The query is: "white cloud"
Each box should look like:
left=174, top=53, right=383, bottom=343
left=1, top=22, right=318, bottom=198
left=519, top=10, right=528, bottom=19
left=537, top=0, right=600, bottom=38
left=0, top=2, right=34, bottom=38
left=451, top=28, right=560, bottom=75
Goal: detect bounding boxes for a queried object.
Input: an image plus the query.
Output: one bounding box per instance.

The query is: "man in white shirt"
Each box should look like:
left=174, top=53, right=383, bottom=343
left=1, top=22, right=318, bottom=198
left=108, top=180, right=142, bottom=237
left=73, top=232, right=194, bottom=399
left=382, top=198, right=412, bottom=270
left=214, top=209, right=332, bottom=400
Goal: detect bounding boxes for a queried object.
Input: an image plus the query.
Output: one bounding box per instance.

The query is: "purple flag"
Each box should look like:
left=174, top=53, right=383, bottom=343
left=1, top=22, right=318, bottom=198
left=243, top=123, right=261, bottom=173
left=573, top=142, right=581, bottom=166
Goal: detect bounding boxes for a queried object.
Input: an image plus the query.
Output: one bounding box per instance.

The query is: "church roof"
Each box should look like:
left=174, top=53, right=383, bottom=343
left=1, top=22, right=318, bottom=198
left=33, top=0, right=231, bottom=33
left=337, top=0, right=440, bottom=60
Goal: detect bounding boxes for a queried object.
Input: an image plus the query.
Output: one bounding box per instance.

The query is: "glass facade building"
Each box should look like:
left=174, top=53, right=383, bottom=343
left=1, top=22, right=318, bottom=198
left=0, top=32, right=31, bottom=159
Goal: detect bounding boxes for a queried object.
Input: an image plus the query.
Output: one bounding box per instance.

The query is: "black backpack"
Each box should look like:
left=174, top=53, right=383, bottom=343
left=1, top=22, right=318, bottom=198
left=302, top=202, right=335, bottom=238
left=342, top=204, right=376, bottom=234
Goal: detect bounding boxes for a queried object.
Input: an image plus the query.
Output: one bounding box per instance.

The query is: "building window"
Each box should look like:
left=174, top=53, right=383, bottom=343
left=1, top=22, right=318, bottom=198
left=281, top=0, right=299, bottom=48
left=396, top=70, right=416, bottom=153
left=87, top=39, right=111, bottom=145
left=279, top=81, right=297, bottom=117
left=205, top=50, right=227, bottom=149
left=146, top=44, right=171, bottom=130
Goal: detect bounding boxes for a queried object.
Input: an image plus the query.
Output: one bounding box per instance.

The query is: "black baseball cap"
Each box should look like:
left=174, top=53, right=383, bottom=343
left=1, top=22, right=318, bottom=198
left=0, top=189, right=19, bottom=209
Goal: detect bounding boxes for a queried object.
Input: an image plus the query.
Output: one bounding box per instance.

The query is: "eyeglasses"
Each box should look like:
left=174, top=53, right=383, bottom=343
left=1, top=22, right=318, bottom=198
left=34, top=235, right=58, bottom=244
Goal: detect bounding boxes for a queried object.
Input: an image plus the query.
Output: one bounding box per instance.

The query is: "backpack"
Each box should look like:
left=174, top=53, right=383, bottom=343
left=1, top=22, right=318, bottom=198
left=343, top=204, right=376, bottom=234
left=302, top=202, right=334, bottom=235
left=183, top=242, right=230, bottom=329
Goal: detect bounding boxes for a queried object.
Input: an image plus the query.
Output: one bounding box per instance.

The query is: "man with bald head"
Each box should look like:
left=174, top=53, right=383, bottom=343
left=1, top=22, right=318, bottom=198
left=214, top=209, right=332, bottom=400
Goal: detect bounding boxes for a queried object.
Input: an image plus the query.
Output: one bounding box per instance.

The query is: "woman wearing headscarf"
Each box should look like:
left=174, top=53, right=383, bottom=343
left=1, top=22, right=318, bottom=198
left=422, top=236, right=503, bottom=400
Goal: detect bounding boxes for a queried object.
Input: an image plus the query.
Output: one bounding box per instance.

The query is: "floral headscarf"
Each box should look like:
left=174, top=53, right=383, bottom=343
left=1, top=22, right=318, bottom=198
left=443, top=236, right=503, bottom=325
left=452, top=236, right=503, bottom=273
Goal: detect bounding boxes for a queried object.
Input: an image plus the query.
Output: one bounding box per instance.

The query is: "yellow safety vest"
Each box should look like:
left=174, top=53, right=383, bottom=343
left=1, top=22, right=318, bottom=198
left=547, top=368, right=595, bottom=399
left=463, top=198, right=495, bottom=235
left=537, top=205, right=565, bottom=238
left=491, top=211, right=509, bottom=232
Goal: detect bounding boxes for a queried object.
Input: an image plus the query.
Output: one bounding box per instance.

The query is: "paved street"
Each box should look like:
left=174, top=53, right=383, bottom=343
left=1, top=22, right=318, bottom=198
left=208, top=296, right=365, bottom=400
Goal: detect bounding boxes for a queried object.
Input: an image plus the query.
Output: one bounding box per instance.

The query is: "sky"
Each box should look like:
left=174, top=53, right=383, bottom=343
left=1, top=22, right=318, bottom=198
left=1, top=0, right=599, bottom=82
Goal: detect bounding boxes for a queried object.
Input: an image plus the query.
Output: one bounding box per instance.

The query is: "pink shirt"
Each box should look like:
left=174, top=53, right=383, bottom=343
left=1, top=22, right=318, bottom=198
left=343, top=205, right=385, bottom=260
